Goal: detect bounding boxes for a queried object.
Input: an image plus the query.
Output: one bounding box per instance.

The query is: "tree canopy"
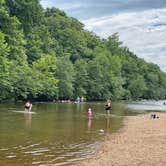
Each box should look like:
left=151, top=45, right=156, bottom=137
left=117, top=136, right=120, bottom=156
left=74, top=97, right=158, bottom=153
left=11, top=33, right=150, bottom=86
left=0, top=0, right=166, bottom=101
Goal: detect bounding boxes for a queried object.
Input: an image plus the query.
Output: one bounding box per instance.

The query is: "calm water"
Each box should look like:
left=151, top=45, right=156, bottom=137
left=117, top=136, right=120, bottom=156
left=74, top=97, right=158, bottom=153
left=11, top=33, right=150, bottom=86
left=0, top=100, right=164, bottom=166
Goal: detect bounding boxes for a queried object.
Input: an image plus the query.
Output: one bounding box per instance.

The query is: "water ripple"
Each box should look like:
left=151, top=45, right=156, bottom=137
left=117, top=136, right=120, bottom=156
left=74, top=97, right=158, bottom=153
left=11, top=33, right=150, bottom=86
left=24, top=148, right=50, bottom=154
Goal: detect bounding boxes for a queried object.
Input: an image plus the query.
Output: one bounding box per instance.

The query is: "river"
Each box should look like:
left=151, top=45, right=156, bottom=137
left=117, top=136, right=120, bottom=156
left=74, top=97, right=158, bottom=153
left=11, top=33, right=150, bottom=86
left=0, top=100, right=165, bottom=165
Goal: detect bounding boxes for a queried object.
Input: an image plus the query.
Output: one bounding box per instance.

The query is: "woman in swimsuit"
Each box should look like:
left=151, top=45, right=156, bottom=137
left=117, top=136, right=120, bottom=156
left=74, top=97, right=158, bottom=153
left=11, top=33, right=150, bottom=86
left=105, top=99, right=111, bottom=114
left=24, top=101, right=32, bottom=112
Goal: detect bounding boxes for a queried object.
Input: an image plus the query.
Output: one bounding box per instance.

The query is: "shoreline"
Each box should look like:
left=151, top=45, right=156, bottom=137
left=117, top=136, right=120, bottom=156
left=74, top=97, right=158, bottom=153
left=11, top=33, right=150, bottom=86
left=78, top=112, right=166, bottom=166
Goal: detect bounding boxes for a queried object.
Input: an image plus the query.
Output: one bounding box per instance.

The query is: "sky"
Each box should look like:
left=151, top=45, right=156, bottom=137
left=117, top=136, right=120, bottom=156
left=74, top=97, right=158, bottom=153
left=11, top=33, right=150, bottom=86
left=40, top=0, right=166, bottom=71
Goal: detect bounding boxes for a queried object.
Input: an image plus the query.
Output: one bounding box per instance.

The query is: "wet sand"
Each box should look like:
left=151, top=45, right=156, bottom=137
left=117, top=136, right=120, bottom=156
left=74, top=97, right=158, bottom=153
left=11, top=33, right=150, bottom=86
left=79, top=112, right=166, bottom=166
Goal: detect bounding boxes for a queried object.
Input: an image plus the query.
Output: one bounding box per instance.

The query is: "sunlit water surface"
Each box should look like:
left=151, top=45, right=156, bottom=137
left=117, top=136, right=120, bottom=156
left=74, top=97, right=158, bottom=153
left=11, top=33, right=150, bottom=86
left=0, top=101, right=165, bottom=165
left=127, top=100, right=166, bottom=112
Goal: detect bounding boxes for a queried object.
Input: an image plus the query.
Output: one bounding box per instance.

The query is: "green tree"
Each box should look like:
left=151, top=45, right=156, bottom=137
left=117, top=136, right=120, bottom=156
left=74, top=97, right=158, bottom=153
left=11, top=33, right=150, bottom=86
left=86, top=60, right=105, bottom=100
left=26, top=25, right=55, bottom=63
left=32, top=54, right=58, bottom=100
left=0, top=31, right=13, bottom=100
left=56, top=55, right=75, bottom=99
left=73, top=59, right=88, bottom=98
left=9, top=63, right=35, bottom=100
left=0, top=7, right=27, bottom=64
left=6, top=0, right=44, bottom=35
left=128, top=76, right=147, bottom=99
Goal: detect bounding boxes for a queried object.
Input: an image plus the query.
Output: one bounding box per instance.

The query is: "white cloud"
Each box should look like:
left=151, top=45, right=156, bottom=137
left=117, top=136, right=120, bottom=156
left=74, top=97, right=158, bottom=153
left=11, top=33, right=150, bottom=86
left=82, top=8, right=166, bottom=71
left=53, top=3, right=82, bottom=10
left=40, top=1, right=84, bottom=11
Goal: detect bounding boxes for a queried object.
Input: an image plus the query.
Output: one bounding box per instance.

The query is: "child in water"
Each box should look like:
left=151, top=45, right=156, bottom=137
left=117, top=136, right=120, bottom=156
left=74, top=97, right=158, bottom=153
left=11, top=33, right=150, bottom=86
left=87, top=108, right=92, bottom=116
left=24, top=101, right=32, bottom=112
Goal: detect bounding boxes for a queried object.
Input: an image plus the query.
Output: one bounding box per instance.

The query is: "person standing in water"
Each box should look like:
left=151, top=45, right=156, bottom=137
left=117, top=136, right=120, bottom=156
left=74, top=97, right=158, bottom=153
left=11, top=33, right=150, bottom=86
left=105, top=99, right=111, bottom=114
left=87, top=108, right=92, bottom=116
left=24, top=101, right=32, bottom=112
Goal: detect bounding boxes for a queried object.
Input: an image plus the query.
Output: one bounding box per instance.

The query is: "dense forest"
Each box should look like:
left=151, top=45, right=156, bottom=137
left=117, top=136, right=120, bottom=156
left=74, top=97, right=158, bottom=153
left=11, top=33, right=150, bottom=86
left=0, top=0, right=166, bottom=101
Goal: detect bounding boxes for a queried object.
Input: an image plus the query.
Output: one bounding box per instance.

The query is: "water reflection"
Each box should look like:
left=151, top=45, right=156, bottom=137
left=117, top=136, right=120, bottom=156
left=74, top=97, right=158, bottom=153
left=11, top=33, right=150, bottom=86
left=76, top=103, right=80, bottom=111
left=105, top=115, right=110, bottom=134
left=87, top=117, right=92, bottom=131
left=24, top=113, right=32, bottom=127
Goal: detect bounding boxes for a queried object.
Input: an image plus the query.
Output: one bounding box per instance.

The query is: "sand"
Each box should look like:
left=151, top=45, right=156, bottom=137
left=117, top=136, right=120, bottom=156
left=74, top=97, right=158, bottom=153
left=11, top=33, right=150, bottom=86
left=78, top=112, right=166, bottom=166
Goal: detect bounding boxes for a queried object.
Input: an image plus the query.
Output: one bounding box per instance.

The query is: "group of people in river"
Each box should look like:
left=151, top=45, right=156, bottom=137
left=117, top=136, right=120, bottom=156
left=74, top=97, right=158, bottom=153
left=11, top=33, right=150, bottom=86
left=57, top=96, right=85, bottom=103
left=75, top=96, right=85, bottom=103
left=24, top=98, right=112, bottom=115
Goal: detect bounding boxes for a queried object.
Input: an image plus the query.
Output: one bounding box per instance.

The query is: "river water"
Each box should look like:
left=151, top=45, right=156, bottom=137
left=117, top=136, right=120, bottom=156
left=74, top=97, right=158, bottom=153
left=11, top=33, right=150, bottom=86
left=0, top=100, right=165, bottom=165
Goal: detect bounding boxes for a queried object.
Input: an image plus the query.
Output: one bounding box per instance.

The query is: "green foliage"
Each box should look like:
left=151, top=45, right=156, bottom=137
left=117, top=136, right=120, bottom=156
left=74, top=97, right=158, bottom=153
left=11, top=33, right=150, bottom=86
left=128, top=76, right=147, bottom=99
left=92, top=50, right=124, bottom=100
left=0, top=57, right=13, bottom=101
left=56, top=55, right=75, bottom=99
left=0, top=7, right=27, bottom=64
left=9, top=63, right=34, bottom=100
left=26, top=25, right=54, bottom=63
left=106, top=33, right=123, bottom=56
left=0, top=1, right=166, bottom=101
left=32, top=54, right=58, bottom=100
left=0, top=32, right=12, bottom=100
left=0, top=31, right=10, bottom=57
left=86, top=59, right=108, bottom=100
left=73, top=59, right=88, bottom=97
left=45, top=8, right=94, bottom=62
left=6, top=0, right=44, bottom=35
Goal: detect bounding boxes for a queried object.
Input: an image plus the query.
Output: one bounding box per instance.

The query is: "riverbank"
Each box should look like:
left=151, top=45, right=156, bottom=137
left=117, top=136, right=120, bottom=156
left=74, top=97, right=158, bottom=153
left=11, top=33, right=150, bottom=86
left=79, top=112, right=166, bottom=166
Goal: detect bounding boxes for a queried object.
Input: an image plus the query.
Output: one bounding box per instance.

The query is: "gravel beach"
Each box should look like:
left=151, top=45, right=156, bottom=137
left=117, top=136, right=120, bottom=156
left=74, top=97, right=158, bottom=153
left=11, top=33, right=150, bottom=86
left=79, top=112, right=166, bottom=166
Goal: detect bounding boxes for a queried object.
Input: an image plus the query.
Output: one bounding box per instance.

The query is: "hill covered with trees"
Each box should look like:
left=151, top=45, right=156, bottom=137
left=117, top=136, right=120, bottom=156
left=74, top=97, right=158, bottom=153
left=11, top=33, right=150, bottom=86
left=0, top=0, right=166, bottom=101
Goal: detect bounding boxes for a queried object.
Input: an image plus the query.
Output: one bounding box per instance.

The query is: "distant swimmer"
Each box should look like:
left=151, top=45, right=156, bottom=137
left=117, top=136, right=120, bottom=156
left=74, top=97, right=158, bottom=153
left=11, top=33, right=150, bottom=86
left=87, top=108, right=92, bottom=116
left=24, top=101, right=32, bottom=112
left=105, top=99, right=112, bottom=114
